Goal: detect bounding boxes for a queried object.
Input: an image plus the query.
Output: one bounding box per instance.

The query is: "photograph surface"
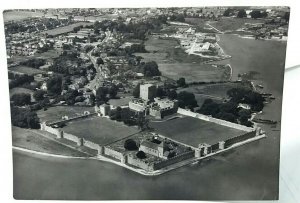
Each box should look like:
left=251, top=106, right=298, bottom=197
left=3, top=7, right=289, bottom=200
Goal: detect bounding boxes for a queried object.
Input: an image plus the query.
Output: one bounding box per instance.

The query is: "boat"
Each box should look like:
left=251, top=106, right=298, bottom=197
left=252, top=118, right=277, bottom=124
left=257, top=84, right=264, bottom=88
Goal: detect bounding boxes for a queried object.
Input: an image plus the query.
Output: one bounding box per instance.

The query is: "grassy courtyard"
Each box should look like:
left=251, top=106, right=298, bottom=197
left=149, top=116, right=246, bottom=147
left=37, top=106, right=94, bottom=123
left=62, top=116, right=140, bottom=145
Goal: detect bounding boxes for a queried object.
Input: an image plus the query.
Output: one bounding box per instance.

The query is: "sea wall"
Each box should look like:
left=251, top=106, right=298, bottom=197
left=177, top=108, right=254, bottom=132
left=103, top=147, right=123, bottom=161
left=153, top=150, right=195, bottom=170
left=224, top=130, right=256, bottom=148
left=127, top=155, right=154, bottom=171
left=63, top=132, right=83, bottom=145
left=41, top=122, right=101, bottom=150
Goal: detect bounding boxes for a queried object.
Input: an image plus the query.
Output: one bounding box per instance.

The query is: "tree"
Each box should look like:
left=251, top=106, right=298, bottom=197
left=223, top=8, right=233, bottom=17
left=47, top=76, right=62, bottom=95
left=198, top=99, right=220, bottom=116
left=177, top=91, right=198, bottom=110
left=33, top=90, right=45, bottom=101
left=95, top=87, right=109, bottom=105
left=11, top=93, right=31, bottom=106
left=124, top=139, right=138, bottom=150
left=96, top=57, right=104, bottom=65
left=167, top=89, right=177, bottom=100
left=10, top=107, right=39, bottom=129
left=136, top=151, right=146, bottom=159
left=250, top=10, right=262, bottom=19
left=140, top=61, right=161, bottom=77
left=177, top=77, right=186, bottom=87
left=156, top=87, right=165, bottom=98
left=237, top=9, right=247, bottom=18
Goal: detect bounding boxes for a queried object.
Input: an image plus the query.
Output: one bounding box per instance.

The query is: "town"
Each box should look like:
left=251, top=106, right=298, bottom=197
left=6, top=7, right=289, bottom=175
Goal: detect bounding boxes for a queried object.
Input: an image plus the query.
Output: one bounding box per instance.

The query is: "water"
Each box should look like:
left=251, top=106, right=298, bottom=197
left=13, top=34, right=287, bottom=200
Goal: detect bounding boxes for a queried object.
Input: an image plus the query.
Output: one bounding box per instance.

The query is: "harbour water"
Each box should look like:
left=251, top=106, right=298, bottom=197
left=13, top=34, right=287, bottom=200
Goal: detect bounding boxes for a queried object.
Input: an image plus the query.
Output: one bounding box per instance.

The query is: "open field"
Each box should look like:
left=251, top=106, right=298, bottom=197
left=37, top=106, right=94, bottom=123
left=62, top=116, right=139, bottom=145
left=185, top=18, right=217, bottom=33
left=108, top=96, right=133, bottom=107
left=179, top=82, right=251, bottom=98
left=9, top=66, right=45, bottom=75
left=158, top=63, right=226, bottom=82
left=208, top=17, right=265, bottom=32
left=3, top=11, right=44, bottom=22
left=149, top=116, right=246, bottom=147
left=137, top=36, right=227, bottom=82
left=41, top=22, right=93, bottom=36
left=12, top=127, right=87, bottom=157
left=10, top=87, right=35, bottom=101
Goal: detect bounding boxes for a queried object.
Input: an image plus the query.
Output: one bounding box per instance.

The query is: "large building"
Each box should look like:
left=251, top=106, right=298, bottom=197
left=140, top=84, right=156, bottom=101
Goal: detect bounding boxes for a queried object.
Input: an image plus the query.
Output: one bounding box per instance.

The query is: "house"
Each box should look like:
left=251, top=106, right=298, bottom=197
left=139, top=140, right=168, bottom=159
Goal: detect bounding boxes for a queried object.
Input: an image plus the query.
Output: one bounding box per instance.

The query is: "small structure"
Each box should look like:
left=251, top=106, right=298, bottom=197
left=139, top=140, right=168, bottom=159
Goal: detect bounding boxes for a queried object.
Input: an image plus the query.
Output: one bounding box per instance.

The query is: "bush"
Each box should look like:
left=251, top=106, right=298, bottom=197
left=11, top=93, right=31, bottom=106
left=136, top=151, right=146, bottom=159
left=124, top=139, right=138, bottom=150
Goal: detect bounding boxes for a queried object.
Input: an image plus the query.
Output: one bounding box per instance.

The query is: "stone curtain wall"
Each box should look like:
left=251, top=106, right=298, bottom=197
left=127, top=155, right=155, bottom=171
left=103, top=147, right=123, bottom=160
left=153, top=150, right=195, bottom=170
left=177, top=108, right=254, bottom=132
left=41, top=123, right=100, bottom=150
left=47, top=112, right=97, bottom=126
left=224, top=130, right=256, bottom=148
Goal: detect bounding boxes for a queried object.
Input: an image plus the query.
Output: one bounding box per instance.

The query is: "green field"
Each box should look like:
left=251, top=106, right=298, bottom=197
left=12, top=126, right=87, bottom=157
left=62, top=116, right=140, bottom=145
left=136, top=36, right=226, bottom=83
left=9, top=66, right=45, bottom=75
left=42, top=22, right=93, bottom=36
left=149, top=116, right=246, bottom=147
left=3, top=11, right=44, bottom=22
left=37, top=106, right=94, bottom=123
left=208, top=17, right=264, bottom=32
left=10, top=87, right=34, bottom=101
left=158, top=63, right=226, bottom=82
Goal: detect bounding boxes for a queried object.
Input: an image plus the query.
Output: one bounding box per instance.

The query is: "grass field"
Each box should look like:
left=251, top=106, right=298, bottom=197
left=12, top=126, right=87, bottom=157
left=158, top=63, right=226, bottom=82
left=37, top=106, right=94, bottom=123
left=9, top=66, right=45, bottom=75
left=41, top=22, right=93, bottom=36
left=108, top=96, right=133, bottom=107
left=149, top=116, right=246, bottom=147
left=138, top=36, right=226, bottom=82
left=208, top=17, right=264, bottom=32
left=179, top=82, right=251, bottom=98
left=62, top=116, right=139, bottom=145
left=10, top=87, right=34, bottom=101
left=3, top=11, right=44, bottom=22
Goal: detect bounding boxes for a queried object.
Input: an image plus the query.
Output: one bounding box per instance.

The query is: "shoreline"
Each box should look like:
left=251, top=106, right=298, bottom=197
left=13, top=134, right=266, bottom=176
